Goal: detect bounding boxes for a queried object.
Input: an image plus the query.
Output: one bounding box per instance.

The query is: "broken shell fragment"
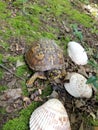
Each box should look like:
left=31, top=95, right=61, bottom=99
left=64, top=73, right=92, bottom=98
left=30, top=99, right=71, bottom=130
left=67, top=41, right=88, bottom=65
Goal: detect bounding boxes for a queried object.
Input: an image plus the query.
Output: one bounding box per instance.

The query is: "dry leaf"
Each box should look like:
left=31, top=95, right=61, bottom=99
left=79, top=122, right=84, bottom=130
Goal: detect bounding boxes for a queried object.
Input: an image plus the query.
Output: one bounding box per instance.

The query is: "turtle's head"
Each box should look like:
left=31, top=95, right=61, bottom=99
left=45, top=68, right=66, bottom=83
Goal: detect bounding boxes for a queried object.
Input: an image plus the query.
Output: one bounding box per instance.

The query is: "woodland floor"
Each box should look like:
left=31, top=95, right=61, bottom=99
left=0, top=0, right=98, bottom=130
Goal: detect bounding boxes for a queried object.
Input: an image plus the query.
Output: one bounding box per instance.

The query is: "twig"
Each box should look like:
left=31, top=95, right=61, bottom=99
left=0, top=64, right=25, bottom=81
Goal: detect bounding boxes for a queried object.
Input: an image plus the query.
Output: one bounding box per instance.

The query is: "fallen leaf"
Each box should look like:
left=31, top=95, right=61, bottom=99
left=93, top=126, right=98, bottom=130
left=79, top=121, right=84, bottom=130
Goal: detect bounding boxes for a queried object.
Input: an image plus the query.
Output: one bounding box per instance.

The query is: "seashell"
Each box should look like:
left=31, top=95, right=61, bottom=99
left=64, top=73, right=92, bottom=98
left=67, top=41, right=88, bottom=65
left=30, top=99, right=71, bottom=130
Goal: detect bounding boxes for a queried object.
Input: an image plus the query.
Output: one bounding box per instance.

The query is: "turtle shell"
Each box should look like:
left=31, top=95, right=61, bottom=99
left=25, top=39, right=65, bottom=71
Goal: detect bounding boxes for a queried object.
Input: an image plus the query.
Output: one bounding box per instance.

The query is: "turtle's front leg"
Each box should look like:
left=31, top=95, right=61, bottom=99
left=26, top=72, right=47, bottom=87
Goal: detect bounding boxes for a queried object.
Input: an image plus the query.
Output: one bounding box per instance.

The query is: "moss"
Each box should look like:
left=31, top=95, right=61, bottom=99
left=1, top=0, right=95, bottom=44
left=74, top=12, right=92, bottom=28
left=8, top=17, right=32, bottom=36
left=0, top=42, right=9, bottom=51
left=23, top=2, right=44, bottom=15
left=2, top=102, right=41, bottom=130
left=20, top=81, right=29, bottom=96
left=0, top=1, right=11, bottom=19
left=2, top=82, right=52, bottom=130
left=83, top=114, right=98, bottom=127
left=15, top=65, right=28, bottom=77
left=0, top=1, right=6, bottom=11
left=41, top=31, right=55, bottom=39
left=60, top=36, right=71, bottom=55
left=0, top=69, right=4, bottom=79
left=0, top=107, right=6, bottom=114
left=2, top=83, right=51, bottom=130
left=65, top=36, right=71, bottom=43
left=6, top=16, right=41, bottom=40
left=0, top=2, right=7, bottom=19
left=66, top=3, right=93, bottom=28
left=91, top=119, right=98, bottom=126
left=7, top=55, right=23, bottom=63
left=0, top=86, right=8, bottom=93
left=46, top=0, right=94, bottom=28
left=6, top=3, right=41, bottom=37
left=87, top=117, right=98, bottom=126
left=12, top=0, right=26, bottom=7
left=91, top=26, right=98, bottom=34
left=0, top=54, right=3, bottom=64
left=41, top=84, right=52, bottom=98
left=4, top=0, right=95, bottom=41
left=0, top=2, right=41, bottom=39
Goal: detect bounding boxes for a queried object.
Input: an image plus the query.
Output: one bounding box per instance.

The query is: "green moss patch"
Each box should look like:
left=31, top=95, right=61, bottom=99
left=0, top=69, right=4, bottom=79
left=45, top=0, right=94, bottom=28
left=0, top=86, right=8, bottom=93
left=20, top=81, right=29, bottom=96
left=0, top=0, right=96, bottom=44
left=0, top=1, right=10, bottom=19
left=7, top=55, right=24, bottom=63
left=2, top=102, right=41, bottom=130
left=0, top=107, right=6, bottom=114
left=2, top=83, right=52, bottom=130
left=15, top=65, right=28, bottom=77
left=0, top=54, right=3, bottom=64
left=41, top=84, right=52, bottom=98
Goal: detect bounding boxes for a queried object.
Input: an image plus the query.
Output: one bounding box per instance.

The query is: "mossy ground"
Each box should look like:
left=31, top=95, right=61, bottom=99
left=2, top=102, right=41, bottom=130
left=0, top=0, right=98, bottom=130
left=2, top=85, right=52, bottom=130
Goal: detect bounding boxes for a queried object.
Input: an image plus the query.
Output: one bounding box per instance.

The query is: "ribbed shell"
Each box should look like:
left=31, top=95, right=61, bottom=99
left=30, top=99, right=71, bottom=130
left=64, top=73, right=92, bottom=98
left=25, top=39, right=65, bottom=71
left=68, top=41, right=88, bottom=65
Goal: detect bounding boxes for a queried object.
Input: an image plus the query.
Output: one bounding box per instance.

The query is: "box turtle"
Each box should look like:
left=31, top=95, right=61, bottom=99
left=25, top=39, right=66, bottom=87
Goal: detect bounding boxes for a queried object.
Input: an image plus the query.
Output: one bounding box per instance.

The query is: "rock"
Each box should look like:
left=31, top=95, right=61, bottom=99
left=0, top=88, right=22, bottom=101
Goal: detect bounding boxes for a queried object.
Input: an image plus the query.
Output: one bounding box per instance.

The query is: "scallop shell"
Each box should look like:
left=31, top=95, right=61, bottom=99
left=64, top=73, right=92, bottom=98
left=30, top=99, right=71, bottom=130
left=67, top=41, right=88, bottom=65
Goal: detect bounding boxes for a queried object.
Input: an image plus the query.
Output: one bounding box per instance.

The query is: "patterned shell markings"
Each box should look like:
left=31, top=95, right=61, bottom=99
left=25, top=39, right=65, bottom=71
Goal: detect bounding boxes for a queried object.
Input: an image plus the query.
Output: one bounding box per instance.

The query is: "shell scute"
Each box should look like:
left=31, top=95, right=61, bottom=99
left=25, top=39, right=65, bottom=71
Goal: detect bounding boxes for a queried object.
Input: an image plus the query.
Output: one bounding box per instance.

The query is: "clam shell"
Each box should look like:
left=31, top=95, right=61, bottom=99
left=68, top=41, right=88, bottom=65
left=64, top=73, right=92, bottom=98
left=30, top=99, right=71, bottom=130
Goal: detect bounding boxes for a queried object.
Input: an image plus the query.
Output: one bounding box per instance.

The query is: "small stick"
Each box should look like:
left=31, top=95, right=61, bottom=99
left=0, top=64, right=25, bottom=81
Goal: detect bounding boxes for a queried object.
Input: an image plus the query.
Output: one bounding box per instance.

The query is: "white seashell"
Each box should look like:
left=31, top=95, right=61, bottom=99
left=64, top=73, right=92, bottom=98
left=30, top=99, right=71, bottom=130
left=67, top=41, right=88, bottom=65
